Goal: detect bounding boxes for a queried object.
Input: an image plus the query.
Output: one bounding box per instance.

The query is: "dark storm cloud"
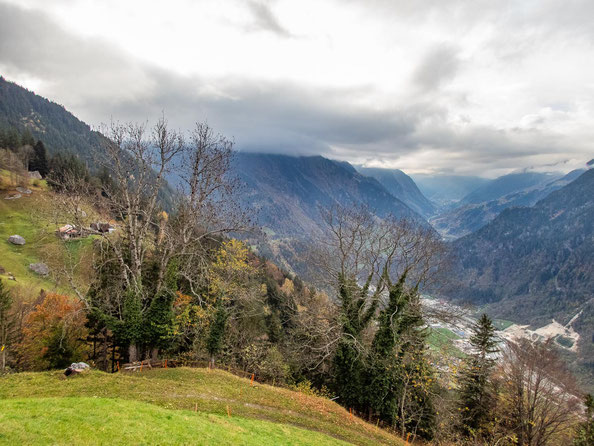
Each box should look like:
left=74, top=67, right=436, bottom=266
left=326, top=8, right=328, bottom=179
left=245, top=1, right=292, bottom=38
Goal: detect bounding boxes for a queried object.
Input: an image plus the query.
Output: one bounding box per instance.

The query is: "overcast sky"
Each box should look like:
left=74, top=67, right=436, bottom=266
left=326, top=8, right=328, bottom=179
left=1, top=0, right=593, bottom=177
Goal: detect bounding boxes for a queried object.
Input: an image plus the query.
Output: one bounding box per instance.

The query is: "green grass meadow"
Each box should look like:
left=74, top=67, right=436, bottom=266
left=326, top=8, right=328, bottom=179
left=0, top=368, right=404, bottom=445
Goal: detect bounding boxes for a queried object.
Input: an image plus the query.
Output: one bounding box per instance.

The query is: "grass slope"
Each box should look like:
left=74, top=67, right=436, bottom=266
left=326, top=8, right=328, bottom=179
left=0, top=397, right=348, bottom=446
left=0, top=368, right=404, bottom=445
left=427, top=327, right=464, bottom=358
left=0, top=178, right=94, bottom=293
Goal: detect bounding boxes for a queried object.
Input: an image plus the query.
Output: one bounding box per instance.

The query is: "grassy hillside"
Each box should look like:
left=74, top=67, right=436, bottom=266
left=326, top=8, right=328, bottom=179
left=0, top=368, right=404, bottom=445
left=0, top=398, right=348, bottom=446
left=0, top=173, right=94, bottom=294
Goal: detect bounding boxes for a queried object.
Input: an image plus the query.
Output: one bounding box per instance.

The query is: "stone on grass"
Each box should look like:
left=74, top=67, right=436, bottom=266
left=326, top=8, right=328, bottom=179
left=29, top=263, right=49, bottom=276
left=64, top=362, right=90, bottom=377
left=28, top=171, right=42, bottom=180
left=4, top=193, right=21, bottom=200
left=16, top=187, right=32, bottom=194
left=8, top=235, right=25, bottom=245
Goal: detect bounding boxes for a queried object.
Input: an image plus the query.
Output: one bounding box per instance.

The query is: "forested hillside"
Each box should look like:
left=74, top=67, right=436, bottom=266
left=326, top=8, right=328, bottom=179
left=356, top=167, right=435, bottom=217
left=232, top=153, right=426, bottom=274
left=0, top=77, right=105, bottom=160
left=451, top=169, right=594, bottom=375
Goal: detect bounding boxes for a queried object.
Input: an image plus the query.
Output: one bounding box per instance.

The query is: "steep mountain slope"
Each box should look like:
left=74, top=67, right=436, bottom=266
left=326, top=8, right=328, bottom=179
left=233, top=153, right=423, bottom=238
left=460, top=171, right=560, bottom=205
left=450, top=169, right=594, bottom=374
left=0, top=77, right=176, bottom=207
left=409, top=174, right=489, bottom=206
left=432, top=170, right=585, bottom=239
left=232, top=153, right=426, bottom=274
left=357, top=167, right=435, bottom=217
left=0, top=76, right=104, bottom=159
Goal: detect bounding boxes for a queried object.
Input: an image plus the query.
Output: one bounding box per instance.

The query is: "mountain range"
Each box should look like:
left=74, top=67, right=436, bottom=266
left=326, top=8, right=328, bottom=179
left=431, top=170, right=586, bottom=239
left=450, top=168, right=594, bottom=379
left=1, top=76, right=592, bottom=384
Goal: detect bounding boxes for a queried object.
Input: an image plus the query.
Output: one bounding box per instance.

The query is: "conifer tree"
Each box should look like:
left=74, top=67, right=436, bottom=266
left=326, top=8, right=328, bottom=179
left=365, top=273, right=436, bottom=440
left=21, top=128, right=35, bottom=147
left=366, top=274, right=411, bottom=420
left=30, top=140, right=48, bottom=176
left=333, top=273, right=379, bottom=410
left=458, top=313, right=499, bottom=438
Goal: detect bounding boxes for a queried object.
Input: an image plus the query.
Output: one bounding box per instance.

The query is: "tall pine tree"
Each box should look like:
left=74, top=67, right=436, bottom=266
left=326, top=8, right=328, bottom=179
left=333, top=273, right=380, bottom=411
left=30, top=140, right=48, bottom=176
left=458, top=313, right=499, bottom=438
left=365, top=273, right=436, bottom=440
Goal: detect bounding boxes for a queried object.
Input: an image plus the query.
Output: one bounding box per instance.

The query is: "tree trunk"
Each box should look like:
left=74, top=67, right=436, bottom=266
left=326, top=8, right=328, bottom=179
left=151, top=347, right=159, bottom=361
left=128, top=344, right=138, bottom=363
left=102, top=328, right=109, bottom=372
left=1, top=348, right=5, bottom=372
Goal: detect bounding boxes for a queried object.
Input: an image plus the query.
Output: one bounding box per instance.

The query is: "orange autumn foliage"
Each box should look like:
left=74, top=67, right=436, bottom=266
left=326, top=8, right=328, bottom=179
left=18, top=292, right=88, bottom=371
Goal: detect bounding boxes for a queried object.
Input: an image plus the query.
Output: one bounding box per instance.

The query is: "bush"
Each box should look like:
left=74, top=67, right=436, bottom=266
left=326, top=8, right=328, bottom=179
left=257, top=346, right=290, bottom=384
left=289, top=379, right=332, bottom=399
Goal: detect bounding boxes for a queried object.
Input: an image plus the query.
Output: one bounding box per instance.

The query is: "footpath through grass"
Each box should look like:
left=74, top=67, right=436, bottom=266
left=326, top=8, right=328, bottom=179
left=0, top=368, right=404, bottom=446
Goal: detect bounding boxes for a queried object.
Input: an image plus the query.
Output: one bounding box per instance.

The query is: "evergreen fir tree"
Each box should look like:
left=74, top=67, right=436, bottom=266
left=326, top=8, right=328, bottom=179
left=366, top=274, right=410, bottom=420
left=365, top=273, right=436, bottom=440
left=332, top=273, right=379, bottom=410
left=207, top=302, right=228, bottom=367
left=5, top=128, right=19, bottom=151
left=458, top=313, right=499, bottom=438
left=30, top=140, right=49, bottom=176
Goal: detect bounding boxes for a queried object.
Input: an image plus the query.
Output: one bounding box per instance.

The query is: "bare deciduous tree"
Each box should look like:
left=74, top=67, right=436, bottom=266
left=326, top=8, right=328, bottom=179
left=497, top=339, right=581, bottom=446
left=51, top=116, right=248, bottom=362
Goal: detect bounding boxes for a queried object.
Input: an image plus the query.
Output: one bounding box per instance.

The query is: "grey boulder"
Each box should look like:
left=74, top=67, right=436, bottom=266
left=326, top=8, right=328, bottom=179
left=29, top=263, right=49, bottom=276
left=8, top=235, right=25, bottom=245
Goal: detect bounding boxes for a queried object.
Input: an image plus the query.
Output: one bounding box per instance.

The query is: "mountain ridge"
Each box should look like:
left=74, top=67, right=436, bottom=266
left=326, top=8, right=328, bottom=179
left=450, top=168, right=594, bottom=380
left=356, top=166, right=436, bottom=217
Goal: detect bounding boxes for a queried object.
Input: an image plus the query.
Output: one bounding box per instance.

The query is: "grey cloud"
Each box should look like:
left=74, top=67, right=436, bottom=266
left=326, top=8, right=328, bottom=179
left=0, top=2, right=154, bottom=105
left=0, top=2, right=590, bottom=177
left=413, top=44, right=460, bottom=92
left=245, top=1, right=292, bottom=38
